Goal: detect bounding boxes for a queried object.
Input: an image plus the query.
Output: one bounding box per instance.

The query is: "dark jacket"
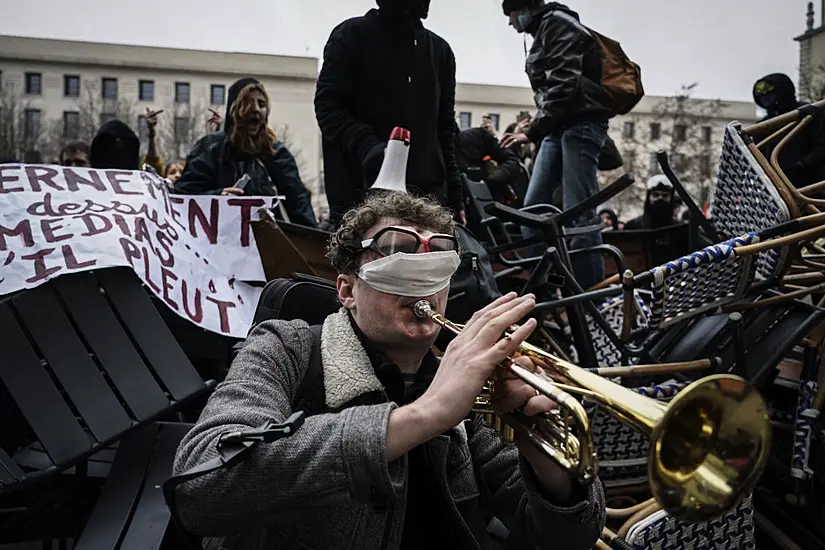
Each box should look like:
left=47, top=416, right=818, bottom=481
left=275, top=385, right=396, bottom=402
left=315, top=8, right=463, bottom=222
left=753, top=73, right=825, bottom=188
left=173, top=309, right=606, bottom=550
left=523, top=3, right=613, bottom=142
left=624, top=190, right=678, bottom=231
left=457, top=127, right=523, bottom=187
left=90, top=120, right=140, bottom=170
left=174, top=78, right=317, bottom=228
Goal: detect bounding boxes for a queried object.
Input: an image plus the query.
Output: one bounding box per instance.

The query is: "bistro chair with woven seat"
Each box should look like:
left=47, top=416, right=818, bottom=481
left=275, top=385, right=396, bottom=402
left=618, top=493, right=756, bottom=550
left=590, top=381, right=689, bottom=491
left=0, top=267, right=216, bottom=548
left=723, top=114, right=825, bottom=287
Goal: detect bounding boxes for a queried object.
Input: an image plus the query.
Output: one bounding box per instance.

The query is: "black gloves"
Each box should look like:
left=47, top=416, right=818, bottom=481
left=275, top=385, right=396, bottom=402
left=362, top=142, right=387, bottom=187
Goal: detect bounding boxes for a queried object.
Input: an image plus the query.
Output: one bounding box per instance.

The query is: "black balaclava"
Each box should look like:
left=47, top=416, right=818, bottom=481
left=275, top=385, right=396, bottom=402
left=753, top=73, right=798, bottom=118
left=224, top=77, right=261, bottom=135
left=90, top=119, right=140, bottom=170
left=645, top=180, right=675, bottom=226
left=377, top=0, right=431, bottom=19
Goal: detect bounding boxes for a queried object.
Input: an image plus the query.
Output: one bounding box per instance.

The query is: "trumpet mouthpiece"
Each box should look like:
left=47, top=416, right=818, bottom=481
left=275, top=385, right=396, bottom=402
left=413, top=300, right=433, bottom=319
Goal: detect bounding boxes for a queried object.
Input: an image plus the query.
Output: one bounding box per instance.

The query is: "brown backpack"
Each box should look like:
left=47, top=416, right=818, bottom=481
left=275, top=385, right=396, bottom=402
left=588, top=27, right=644, bottom=115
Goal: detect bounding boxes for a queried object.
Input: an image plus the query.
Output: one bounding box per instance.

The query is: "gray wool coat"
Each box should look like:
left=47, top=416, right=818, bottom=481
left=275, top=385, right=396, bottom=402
left=172, top=309, right=606, bottom=549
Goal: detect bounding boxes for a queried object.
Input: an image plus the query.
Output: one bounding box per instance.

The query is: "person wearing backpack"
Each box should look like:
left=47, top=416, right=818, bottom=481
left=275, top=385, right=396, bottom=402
left=501, top=0, right=626, bottom=290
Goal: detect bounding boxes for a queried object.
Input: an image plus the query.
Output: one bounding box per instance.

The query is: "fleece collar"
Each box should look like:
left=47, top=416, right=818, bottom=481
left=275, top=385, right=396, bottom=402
left=319, top=308, right=468, bottom=442
left=321, top=308, right=386, bottom=409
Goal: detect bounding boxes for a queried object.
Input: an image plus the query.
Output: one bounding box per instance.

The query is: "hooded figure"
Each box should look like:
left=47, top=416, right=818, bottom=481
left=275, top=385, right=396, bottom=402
left=314, top=0, right=463, bottom=227
left=90, top=120, right=140, bottom=170
left=624, top=175, right=679, bottom=230
left=376, top=0, right=430, bottom=18
left=753, top=73, right=825, bottom=188
left=174, top=77, right=317, bottom=228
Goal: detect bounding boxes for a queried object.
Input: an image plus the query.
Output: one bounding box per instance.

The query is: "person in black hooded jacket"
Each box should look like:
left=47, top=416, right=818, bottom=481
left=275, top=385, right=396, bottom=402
left=175, top=78, right=317, bottom=228
left=90, top=120, right=140, bottom=170
left=314, top=0, right=464, bottom=227
left=753, top=73, right=825, bottom=188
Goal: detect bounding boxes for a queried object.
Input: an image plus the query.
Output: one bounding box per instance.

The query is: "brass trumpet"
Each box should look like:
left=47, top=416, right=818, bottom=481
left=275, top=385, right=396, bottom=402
left=413, top=300, right=771, bottom=522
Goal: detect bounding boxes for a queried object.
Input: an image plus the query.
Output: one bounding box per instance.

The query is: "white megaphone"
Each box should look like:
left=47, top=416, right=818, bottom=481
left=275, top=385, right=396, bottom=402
left=371, top=127, right=410, bottom=194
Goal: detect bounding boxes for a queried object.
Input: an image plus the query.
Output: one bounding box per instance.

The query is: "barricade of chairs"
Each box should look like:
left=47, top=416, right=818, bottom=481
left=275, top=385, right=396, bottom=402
left=1, top=103, right=825, bottom=549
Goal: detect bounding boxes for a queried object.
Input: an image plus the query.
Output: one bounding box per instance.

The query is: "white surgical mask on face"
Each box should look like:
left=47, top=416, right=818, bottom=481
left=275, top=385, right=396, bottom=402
left=357, top=251, right=461, bottom=297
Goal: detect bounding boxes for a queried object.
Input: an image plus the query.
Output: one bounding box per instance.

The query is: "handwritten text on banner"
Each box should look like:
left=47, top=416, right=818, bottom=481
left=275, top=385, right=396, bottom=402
left=0, top=165, right=273, bottom=338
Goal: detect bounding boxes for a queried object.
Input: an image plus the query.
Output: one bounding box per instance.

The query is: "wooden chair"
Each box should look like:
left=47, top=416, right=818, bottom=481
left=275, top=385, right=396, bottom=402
left=0, top=267, right=216, bottom=547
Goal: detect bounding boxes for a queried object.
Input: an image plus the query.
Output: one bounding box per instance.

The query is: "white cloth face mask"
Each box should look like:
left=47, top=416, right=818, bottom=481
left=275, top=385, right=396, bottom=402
left=356, top=251, right=461, bottom=297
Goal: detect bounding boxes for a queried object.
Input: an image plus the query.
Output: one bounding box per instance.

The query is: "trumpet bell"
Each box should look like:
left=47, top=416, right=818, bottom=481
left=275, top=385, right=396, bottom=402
left=649, top=374, right=771, bottom=522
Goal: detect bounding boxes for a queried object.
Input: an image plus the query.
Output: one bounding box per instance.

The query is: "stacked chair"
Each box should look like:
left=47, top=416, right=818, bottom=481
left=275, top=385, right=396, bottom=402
left=0, top=268, right=217, bottom=548
left=459, top=103, right=825, bottom=549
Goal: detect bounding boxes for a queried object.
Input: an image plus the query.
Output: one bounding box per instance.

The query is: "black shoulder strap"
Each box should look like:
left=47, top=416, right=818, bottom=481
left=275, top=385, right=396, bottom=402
left=293, top=324, right=326, bottom=416
left=162, top=324, right=324, bottom=547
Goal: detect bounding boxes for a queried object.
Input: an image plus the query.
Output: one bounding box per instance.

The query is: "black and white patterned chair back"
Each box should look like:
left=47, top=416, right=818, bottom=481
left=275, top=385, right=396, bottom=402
left=625, top=493, right=756, bottom=550
left=592, top=381, right=689, bottom=487
left=647, top=233, right=760, bottom=330
left=586, top=294, right=652, bottom=367
left=711, top=123, right=791, bottom=279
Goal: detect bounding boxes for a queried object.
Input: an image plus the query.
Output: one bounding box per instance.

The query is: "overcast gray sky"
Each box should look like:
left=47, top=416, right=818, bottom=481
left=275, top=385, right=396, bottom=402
left=0, top=0, right=813, bottom=101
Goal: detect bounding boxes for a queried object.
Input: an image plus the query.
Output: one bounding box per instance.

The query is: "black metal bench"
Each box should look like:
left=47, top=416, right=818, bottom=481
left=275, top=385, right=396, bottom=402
left=0, top=267, right=216, bottom=547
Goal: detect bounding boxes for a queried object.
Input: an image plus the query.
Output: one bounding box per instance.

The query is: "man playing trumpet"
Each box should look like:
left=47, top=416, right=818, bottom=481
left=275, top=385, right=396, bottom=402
left=173, top=192, right=605, bottom=549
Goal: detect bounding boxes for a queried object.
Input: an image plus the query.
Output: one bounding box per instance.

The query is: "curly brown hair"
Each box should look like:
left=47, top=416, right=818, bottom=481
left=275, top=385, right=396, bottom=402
left=327, top=192, right=456, bottom=274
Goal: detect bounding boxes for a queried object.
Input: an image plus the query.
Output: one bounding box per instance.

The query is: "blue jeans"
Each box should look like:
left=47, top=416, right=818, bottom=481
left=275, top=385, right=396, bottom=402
left=522, top=121, right=608, bottom=291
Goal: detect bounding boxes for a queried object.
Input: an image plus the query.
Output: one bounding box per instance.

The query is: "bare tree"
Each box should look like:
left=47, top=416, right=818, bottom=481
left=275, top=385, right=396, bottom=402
left=0, top=83, right=50, bottom=162
left=799, top=61, right=825, bottom=103
left=157, top=99, right=210, bottom=162
left=603, top=83, right=727, bottom=218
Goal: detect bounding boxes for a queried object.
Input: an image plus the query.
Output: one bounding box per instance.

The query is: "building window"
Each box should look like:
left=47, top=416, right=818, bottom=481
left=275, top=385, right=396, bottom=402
left=459, top=112, right=472, bottom=130
left=672, top=153, right=688, bottom=172
left=139, top=80, right=155, bottom=102
left=701, top=126, right=712, bottom=144
left=673, top=124, right=687, bottom=143
left=489, top=113, right=500, bottom=131
left=24, top=109, right=41, bottom=141
left=210, top=84, right=226, bottom=105
left=622, top=121, right=635, bottom=139
left=100, top=112, right=116, bottom=126
left=63, top=111, right=79, bottom=139
left=699, top=154, right=712, bottom=178
left=25, top=73, right=42, bottom=95
left=64, top=75, right=80, bottom=98
left=175, top=82, right=191, bottom=104
left=649, top=122, right=661, bottom=140
left=648, top=151, right=659, bottom=173
left=623, top=149, right=636, bottom=171
left=174, top=117, right=189, bottom=141
left=102, top=78, right=118, bottom=100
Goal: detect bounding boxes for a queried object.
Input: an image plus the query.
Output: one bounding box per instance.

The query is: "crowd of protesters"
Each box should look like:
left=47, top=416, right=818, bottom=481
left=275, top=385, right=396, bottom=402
left=10, top=2, right=818, bottom=256
left=3, top=0, right=820, bottom=289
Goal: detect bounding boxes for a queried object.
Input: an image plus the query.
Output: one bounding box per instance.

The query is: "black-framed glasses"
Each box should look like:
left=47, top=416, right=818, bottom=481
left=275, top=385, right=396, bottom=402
left=358, top=226, right=458, bottom=258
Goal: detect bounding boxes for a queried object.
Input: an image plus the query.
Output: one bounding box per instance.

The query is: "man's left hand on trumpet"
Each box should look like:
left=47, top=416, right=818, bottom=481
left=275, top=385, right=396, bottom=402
left=491, top=356, right=576, bottom=504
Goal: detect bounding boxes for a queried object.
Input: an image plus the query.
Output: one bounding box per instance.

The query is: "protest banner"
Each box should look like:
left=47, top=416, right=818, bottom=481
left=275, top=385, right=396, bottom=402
left=0, top=165, right=274, bottom=338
